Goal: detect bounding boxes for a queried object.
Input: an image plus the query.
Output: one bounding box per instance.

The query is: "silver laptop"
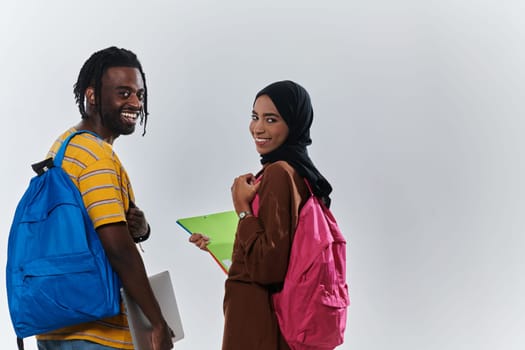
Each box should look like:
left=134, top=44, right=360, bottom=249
left=121, top=270, right=184, bottom=349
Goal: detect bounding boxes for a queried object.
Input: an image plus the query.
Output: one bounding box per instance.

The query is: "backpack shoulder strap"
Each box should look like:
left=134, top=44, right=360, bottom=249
left=17, top=336, right=24, bottom=350
left=303, top=178, right=315, bottom=196
left=53, top=130, right=100, bottom=167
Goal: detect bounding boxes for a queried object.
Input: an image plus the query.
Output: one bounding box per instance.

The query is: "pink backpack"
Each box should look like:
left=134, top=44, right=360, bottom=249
left=252, top=179, right=349, bottom=350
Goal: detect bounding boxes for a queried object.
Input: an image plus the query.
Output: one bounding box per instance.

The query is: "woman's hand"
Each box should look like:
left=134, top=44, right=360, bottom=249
left=189, top=233, right=210, bottom=251
left=231, top=173, right=261, bottom=214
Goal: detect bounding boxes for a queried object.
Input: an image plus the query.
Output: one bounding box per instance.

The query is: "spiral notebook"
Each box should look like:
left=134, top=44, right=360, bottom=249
left=121, top=270, right=184, bottom=349
left=177, top=210, right=238, bottom=274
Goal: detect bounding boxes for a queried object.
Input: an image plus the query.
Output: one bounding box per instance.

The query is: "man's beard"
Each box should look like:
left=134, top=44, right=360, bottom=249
left=101, top=109, right=137, bottom=136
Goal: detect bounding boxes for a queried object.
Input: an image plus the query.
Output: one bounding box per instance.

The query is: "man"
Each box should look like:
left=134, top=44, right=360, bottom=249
left=35, top=47, right=173, bottom=350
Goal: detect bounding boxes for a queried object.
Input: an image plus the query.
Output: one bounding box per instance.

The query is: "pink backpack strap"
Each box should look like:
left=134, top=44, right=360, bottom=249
left=251, top=176, right=263, bottom=216
left=303, top=178, right=314, bottom=196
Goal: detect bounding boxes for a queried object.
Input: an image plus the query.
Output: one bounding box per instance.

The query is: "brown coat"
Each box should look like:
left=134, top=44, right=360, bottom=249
left=222, top=161, right=309, bottom=350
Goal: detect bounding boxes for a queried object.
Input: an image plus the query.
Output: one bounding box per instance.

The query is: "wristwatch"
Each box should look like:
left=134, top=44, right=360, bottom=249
left=133, top=224, right=151, bottom=243
left=238, top=211, right=252, bottom=220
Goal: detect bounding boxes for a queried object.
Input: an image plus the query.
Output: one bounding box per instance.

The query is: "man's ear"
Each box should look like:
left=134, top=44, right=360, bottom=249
left=86, top=87, right=96, bottom=105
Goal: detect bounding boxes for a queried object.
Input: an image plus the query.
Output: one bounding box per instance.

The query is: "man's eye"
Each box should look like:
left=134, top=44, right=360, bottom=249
left=121, top=91, right=130, bottom=98
left=137, top=93, right=144, bottom=101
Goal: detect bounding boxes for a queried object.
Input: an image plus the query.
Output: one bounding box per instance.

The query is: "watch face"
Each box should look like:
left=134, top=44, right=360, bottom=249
left=239, top=211, right=251, bottom=219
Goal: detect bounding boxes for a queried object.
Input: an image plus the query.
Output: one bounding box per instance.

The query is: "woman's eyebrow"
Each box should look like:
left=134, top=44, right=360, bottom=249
left=252, top=110, right=281, bottom=118
left=262, top=112, right=280, bottom=118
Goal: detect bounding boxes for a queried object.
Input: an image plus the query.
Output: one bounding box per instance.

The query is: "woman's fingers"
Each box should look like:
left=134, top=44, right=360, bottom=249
left=189, top=233, right=210, bottom=251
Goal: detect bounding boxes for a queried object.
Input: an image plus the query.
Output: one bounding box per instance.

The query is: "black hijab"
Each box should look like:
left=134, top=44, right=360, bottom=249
left=255, top=80, right=333, bottom=207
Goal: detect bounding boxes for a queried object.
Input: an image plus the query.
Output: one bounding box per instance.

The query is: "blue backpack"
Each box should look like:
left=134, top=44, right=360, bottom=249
left=6, top=130, right=121, bottom=342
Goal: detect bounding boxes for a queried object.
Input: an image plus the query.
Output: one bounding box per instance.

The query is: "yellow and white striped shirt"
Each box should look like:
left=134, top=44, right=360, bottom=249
left=36, top=127, right=135, bottom=349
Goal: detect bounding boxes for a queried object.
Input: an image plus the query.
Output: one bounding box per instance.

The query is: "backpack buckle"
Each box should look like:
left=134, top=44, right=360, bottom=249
left=31, top=158, right=55, bottom=176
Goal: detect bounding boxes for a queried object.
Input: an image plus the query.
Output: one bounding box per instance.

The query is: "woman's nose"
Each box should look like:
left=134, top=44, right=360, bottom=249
left=252, top=120, right=264, bottom=133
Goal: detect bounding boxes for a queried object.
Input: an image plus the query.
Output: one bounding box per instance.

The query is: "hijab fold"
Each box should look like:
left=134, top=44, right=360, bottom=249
left=255, top=80, right=333, bottom=207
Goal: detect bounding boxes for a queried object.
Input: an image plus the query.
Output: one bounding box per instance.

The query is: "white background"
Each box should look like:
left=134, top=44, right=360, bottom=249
left=1, top=1, right=524, bottom=349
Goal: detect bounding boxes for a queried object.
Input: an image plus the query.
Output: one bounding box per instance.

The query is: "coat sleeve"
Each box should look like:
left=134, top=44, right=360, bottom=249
left=235, top=163, right=305, bottom=286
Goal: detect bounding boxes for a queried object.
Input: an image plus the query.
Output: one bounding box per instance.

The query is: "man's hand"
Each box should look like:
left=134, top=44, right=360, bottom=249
left=127, top=206, right=149, bottom=240
left=151, top=321, right=174, bottom=350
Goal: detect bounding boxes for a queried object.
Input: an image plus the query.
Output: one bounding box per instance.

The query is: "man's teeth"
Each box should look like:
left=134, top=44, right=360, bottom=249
left=121, top=112, right=138, bottom=120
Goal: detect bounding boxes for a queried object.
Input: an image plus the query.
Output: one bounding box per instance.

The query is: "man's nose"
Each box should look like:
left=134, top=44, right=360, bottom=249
left=129, top=93, right=141, bottom=108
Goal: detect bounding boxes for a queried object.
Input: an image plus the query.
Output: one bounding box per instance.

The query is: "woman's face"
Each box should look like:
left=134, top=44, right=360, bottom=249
left=250, top=95, right=289, bottom=155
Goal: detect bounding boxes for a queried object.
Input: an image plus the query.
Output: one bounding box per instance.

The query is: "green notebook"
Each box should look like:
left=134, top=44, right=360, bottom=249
left=176, top=211, right=238, bottom=274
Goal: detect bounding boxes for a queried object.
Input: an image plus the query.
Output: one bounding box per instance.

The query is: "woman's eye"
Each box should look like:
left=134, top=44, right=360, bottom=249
left=251, top=115, right=258, bottom=120
left=266, top=118, right=276, bottom=123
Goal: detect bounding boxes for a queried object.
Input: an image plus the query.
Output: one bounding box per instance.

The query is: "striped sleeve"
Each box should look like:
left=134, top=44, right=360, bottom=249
left=78, top=157, right=127, bottom=228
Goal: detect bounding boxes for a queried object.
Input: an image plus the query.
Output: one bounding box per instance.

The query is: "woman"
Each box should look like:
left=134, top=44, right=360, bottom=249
left=191, top=80, right=333, bottom=349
